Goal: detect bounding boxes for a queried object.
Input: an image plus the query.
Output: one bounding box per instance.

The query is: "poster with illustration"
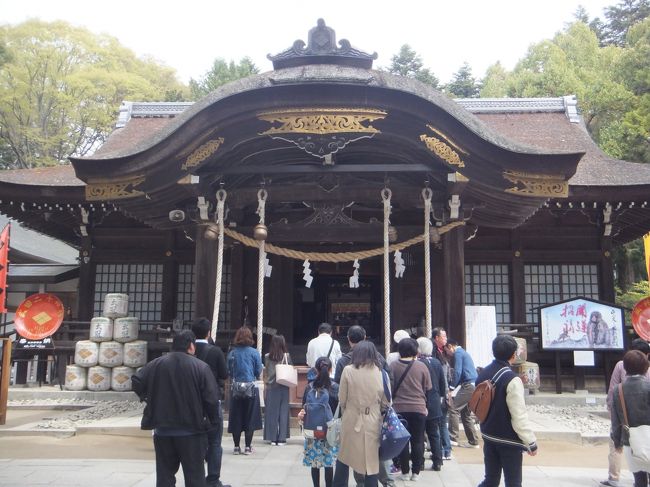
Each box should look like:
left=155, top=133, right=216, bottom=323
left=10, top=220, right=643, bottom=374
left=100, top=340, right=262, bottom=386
left=539, top=297, right=625, bottom=351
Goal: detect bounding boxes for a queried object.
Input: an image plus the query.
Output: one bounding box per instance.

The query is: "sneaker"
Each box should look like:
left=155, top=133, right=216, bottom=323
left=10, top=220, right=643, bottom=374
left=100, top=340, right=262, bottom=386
left=600, top=481, right=620, bottom=487
left=397, top=474, right=410, bottom=481
left=410, top=473, right=420, bottom=481
left=270, top=441, right=278, bottom=446
left=233, top=447, right=241, bottom=455
left=276, top=441, right=287, bottom=446
left=443, top=454, right=453, bottom=461
left=244, top=446, right=253, bottom=455
left=431, top=464, right=442, bottom=471
left=467, top=442, right=480, bottom=449
left=449, top=440, right=459, bottom=446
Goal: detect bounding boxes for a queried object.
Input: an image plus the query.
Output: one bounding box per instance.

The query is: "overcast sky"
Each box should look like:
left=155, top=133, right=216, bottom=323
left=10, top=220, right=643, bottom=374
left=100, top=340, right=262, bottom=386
left=1, top=0, right=614, bottom=84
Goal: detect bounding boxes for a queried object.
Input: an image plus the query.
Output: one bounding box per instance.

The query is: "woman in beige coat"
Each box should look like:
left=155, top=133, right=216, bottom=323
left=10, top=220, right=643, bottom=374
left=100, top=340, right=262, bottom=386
left=333, top=341, right=390, bottom=487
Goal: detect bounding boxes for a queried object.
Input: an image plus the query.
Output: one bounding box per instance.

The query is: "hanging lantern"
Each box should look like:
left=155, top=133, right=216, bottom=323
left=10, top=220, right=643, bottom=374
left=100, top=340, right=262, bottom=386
left=204, top=223, right=219, bottom=240
left=254, top=223, right=268, bottom=241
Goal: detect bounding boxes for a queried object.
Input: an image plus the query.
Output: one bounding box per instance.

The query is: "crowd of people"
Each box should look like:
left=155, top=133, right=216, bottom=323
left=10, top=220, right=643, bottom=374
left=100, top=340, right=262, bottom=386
left=129, top=318, right=650, bottom=487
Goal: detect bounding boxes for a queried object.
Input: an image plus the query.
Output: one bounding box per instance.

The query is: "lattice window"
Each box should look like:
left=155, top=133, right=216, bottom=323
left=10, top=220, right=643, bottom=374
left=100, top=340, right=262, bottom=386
left=524, top=264, right=599, bottom=323
left=215, top=264, right=232, bottom=329
left=464, top=264, right=511, bottom=324
left=93, top=264, right=163, bottom=321
left=175, top=264, right=195, bottom=323
left=176, top=264, right=232, bottom=327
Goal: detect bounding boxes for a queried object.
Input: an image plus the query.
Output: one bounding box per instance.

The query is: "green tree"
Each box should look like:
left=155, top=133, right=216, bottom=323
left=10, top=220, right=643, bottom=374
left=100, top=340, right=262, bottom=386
left=600, top=0, right=650, bottom=46
left=189, top=57, right=259, bottom=100
left=0, top=20, right=188, bottom=169
left=386, top=44, right=439, bottom=88
left=445, top=63, right=480, bottom=98
left=616, top=280, right=649, bottom=324
left=480, top=62, right=509, bottom=97
left=507, top=23, right=633, bottom=142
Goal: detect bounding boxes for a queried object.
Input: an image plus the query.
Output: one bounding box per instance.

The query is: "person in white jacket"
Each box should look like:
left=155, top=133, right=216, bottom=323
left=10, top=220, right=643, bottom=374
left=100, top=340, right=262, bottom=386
left=475, top=335, right=537, bottom=487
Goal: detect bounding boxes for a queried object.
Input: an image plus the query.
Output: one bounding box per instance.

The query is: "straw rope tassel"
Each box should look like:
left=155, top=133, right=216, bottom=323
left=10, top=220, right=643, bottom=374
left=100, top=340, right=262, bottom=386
left=211, top=189, right=227, bottom=339
left=256, top=189, right=268, bottom=353
left=422, top=188, right=433, bottom=338
left=382, top=188, right=392, bottom=358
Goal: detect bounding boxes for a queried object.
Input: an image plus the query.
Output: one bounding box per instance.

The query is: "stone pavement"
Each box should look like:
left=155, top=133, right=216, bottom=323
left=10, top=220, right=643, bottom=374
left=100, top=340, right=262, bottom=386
left=0, top=439, right=636, bottom=487
left=1, top=388, right=635, bottom=486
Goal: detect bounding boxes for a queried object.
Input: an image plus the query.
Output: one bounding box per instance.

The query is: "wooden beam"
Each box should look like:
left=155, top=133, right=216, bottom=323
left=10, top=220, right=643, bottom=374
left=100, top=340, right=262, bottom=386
left=218, top=163, right=433, bottom=175
left=194, top=226, right=217, bottom=320
left=443, top=225, right=466, bottom=346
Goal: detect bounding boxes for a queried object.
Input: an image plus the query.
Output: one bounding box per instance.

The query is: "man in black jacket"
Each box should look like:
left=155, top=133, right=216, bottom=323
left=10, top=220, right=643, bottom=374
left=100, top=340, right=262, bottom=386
left=475, top=335, right=537, bottom=487
left=132, top=330, right=219, bottom=487
left=192, top=318, right=230, bottom=487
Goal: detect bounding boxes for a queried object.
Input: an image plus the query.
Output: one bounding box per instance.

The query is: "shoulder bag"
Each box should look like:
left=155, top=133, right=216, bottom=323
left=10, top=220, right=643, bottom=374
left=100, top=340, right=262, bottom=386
left=229, top=348, right=255, bottom=400
left=275, top=353, right=298, bottom=388
left=379, top=368, right=411, bottom=461
left=618, top=383, right=650, bottom=470
left=326, top=402, right=342, bottom=447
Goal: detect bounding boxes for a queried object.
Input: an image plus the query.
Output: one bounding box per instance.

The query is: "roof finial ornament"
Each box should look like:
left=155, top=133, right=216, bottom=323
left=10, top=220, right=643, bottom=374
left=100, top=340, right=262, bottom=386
left=268, top=19, right=377, bottom=70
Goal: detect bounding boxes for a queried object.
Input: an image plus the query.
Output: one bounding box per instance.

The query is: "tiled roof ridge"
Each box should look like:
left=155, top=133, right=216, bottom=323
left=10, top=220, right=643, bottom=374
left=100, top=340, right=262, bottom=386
left=117, top=95, right=580, bottom=127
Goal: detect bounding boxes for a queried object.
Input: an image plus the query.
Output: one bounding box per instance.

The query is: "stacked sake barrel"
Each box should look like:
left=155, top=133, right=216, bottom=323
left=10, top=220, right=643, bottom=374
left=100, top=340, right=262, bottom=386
left=511, top=337, right=540, bottom=391
left=65, top=293, right=147, bottom=391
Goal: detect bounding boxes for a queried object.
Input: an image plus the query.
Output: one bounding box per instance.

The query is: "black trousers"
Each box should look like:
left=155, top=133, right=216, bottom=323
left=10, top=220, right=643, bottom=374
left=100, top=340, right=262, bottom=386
left=398, top=412, right=426, bottom=475
left=478, top=440, right=523, bottom=487
left=633, top=471, right=649, bottom=487
left=154, top=433, right=208, bottom=487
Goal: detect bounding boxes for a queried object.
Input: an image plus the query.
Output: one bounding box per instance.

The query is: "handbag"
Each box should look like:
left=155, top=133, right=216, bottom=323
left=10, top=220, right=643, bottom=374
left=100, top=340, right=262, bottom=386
left=326, top=402, right=342, bottom=447
left=275, top=353, right=298, bottom=388
left=231, top=381, right=255, bottom=399
left=379, top=369, right=411, bottom=461
left=618, top=384, right=650, bottom=470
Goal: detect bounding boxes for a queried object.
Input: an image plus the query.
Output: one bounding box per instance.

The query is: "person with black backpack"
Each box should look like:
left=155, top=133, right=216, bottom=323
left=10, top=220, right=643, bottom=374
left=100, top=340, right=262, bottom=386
left=191, top=318, right=231, bottom=487
left=299, top=356, right=339, bottom=487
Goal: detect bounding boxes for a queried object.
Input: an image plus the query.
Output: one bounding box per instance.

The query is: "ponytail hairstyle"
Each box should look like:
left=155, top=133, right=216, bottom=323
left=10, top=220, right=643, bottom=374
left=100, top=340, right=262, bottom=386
left=313, top=356, right=332, bottom=390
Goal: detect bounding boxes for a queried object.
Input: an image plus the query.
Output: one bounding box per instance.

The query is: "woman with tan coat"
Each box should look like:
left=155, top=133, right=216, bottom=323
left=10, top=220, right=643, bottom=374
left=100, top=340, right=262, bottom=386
left=333, top=341, right=390, bottom=487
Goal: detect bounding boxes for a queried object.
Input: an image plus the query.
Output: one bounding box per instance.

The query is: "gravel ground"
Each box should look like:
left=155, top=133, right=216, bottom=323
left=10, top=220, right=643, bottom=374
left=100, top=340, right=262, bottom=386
left=10, top=398, right=611, bottom=435
left=8, top=399, right=143, bottom=430
left=527, top=404, right=610, bottom=435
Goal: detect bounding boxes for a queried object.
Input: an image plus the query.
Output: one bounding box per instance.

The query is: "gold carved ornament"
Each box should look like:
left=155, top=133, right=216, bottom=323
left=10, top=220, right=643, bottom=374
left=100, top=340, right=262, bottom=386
left=419, top=124, right=466, bottom=168
left=257, top=108, right=386, bottom=135
left=85, top=176, right=145, bottom=201
left=503, top=170, right=569, bottom=198
left=182, top=137, right=225, bottom=170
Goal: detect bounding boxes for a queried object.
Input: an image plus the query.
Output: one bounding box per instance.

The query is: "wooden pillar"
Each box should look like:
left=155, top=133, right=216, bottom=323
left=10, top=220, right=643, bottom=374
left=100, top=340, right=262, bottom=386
left=194, top=226, right=217, bottom=320
left=600, top=237, right=615, bottom=303
left=161, top=232, right=176, bottom=321
left=77, top=236, right=95, bottom=321
left=511, top=230, right=526, bottom=324
left=431, top=248, right=445, bottom=331
left=443, top=225, right=466, bottom=346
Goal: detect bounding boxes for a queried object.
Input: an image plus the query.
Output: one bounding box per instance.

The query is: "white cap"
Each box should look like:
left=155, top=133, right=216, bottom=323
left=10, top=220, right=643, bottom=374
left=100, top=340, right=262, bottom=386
left=393, top=329, right=410, bottom=344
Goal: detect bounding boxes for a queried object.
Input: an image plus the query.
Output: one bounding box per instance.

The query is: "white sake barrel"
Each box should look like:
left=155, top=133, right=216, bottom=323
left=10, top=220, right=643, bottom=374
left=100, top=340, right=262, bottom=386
left=103, top=293, right=129, bottom=318
left=64, top=365, right=87, bottom=391
left=513, top=337, right=528, bottom=365
left=515, top=361, right=540, bottom=390
left=123, top=340, right=147, bottom=368
left=74, top=340, right=98, bottom=367
left=89, top=317, right=113, bottom=342
left=98, top=341, right=124, bottom=367
left=113, top=317, right=139, bottom=343
left=86, top=366, right=111, bottom=391
left=111, top=366, right=135, bottom=392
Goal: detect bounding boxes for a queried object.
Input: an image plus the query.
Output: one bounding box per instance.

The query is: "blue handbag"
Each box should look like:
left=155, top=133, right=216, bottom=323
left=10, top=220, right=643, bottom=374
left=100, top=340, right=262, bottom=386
left=379, top=368, right=411, bottom=461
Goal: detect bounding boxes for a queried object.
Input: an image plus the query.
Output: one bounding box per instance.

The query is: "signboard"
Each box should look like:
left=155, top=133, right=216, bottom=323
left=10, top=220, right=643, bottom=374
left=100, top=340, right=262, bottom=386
left=631, top=297, right=650, bottom=341
left=465, top=305, right=498, bottom=368
left=539, top=297, right=625, bottom=350
left=14, top=293, right=65, bottom=340
left=14, top=337, right=54, bottom=350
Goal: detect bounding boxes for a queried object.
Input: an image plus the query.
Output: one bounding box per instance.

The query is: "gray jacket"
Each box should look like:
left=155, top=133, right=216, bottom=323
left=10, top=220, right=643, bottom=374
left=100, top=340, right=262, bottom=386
left=611, top=375, right=650, bottom=448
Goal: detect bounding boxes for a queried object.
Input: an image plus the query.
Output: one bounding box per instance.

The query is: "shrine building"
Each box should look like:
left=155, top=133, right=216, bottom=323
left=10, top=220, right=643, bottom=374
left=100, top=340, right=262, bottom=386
left=2, top=20, right=650, bottom=364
